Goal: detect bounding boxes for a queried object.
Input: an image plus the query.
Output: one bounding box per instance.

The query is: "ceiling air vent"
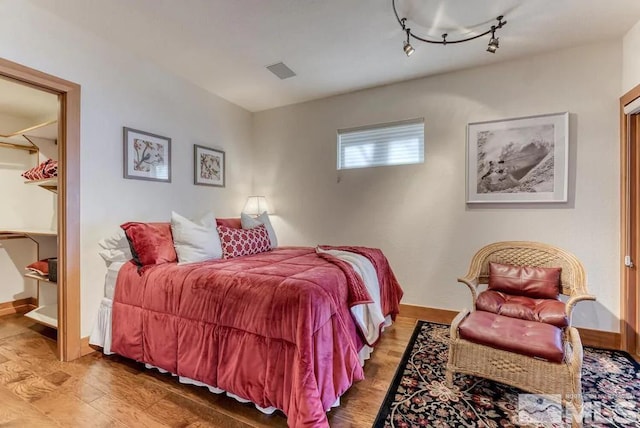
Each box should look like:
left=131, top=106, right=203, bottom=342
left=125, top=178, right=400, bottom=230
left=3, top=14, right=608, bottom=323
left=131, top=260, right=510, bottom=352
left=266, top=62, right=296, bottom=80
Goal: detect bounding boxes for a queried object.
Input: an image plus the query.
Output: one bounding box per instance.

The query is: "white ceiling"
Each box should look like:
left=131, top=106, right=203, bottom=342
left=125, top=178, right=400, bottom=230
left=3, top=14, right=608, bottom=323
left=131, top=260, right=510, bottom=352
left=32, top=0, right=640, bottom=112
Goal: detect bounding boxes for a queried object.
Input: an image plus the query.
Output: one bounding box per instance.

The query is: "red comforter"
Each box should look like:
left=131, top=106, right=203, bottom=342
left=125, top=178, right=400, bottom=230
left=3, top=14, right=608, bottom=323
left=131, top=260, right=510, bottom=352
left=111, top=247, right=402, bottom=427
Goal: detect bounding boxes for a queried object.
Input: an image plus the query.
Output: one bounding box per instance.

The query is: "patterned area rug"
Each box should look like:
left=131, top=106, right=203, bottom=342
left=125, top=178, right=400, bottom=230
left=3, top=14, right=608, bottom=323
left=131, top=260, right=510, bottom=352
left=374, top=321, right=640, bottom=427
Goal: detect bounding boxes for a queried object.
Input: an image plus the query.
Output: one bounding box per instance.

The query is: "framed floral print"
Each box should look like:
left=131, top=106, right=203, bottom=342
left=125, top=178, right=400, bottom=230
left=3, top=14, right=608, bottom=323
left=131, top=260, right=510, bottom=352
left=194, top=144, right=225, bottom=187
left=123, top=127, right=171, bottom=182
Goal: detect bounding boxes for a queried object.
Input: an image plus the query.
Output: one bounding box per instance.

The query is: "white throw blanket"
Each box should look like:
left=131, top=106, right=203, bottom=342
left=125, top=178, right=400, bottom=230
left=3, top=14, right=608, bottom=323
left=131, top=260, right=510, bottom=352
left=315, top=247, right=387, bottom=345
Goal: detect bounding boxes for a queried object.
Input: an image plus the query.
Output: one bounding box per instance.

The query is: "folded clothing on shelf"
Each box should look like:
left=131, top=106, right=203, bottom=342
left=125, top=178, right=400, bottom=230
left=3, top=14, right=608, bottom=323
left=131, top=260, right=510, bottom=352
left=22, top=159, right=58, bottom=181
left=25, top=260, right=49, bottom=276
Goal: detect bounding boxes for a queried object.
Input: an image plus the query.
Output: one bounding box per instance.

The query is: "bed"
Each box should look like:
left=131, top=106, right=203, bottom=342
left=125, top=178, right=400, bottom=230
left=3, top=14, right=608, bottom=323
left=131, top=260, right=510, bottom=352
left=90, top=227, right=402, bottom=427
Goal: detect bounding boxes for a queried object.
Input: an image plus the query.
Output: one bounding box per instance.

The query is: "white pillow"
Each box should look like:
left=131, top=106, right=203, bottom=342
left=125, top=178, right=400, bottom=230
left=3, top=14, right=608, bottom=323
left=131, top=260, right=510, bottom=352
left=98, top=230, right=132, bottom=265
left=99, top=229, right=129, bottom=250
left=171, top=211, right=223, bottom=264
left=241, top=211, right=278, bottom=248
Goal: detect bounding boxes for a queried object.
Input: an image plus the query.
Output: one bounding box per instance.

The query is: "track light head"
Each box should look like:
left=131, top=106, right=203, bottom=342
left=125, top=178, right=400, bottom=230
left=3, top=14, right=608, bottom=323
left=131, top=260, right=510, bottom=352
left=403, top=40, right=415, bottom=57
left=403, top=28, right=414, bottom=57
left=487, top=37, right=499, bottom=53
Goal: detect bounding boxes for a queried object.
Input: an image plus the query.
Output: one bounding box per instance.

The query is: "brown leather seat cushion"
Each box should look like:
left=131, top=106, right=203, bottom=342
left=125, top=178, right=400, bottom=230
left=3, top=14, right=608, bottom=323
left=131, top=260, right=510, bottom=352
left=476, top=290, right=568, bottom=327
left=458, top=311, right=565, bottom=363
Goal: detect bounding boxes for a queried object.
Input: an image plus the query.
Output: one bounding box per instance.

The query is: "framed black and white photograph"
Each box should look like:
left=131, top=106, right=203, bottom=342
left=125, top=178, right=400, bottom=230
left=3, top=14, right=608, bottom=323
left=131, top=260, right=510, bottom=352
left=466, top=112, right=568, bottom=203
left=194, top=144, right=225, bottom=187
left=123, top=127, right=171, bottom=182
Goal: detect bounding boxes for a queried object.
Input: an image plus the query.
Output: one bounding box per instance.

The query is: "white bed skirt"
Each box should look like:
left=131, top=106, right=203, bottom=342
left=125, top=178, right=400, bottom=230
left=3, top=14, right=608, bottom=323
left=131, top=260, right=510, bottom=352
left=89, top=298, right=113, bottom=354
left=89, top=297, right=386, bottom=415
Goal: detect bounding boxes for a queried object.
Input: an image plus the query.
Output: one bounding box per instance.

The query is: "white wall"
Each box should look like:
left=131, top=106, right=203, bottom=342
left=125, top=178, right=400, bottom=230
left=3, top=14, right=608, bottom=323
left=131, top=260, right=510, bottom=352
left=0, top=239, right=37, bottom=302
left=253, top=41, right=622, bottom=332
left=623, top=19, right=640, bottom=93
left=0, top=0, right=254, bottom=336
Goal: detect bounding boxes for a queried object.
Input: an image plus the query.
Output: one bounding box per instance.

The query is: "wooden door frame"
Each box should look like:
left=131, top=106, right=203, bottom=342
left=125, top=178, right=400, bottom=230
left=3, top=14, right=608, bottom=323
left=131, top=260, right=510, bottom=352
left=0, top=58, right=81, bottom=361
left=621, top=83, right=640, bottom=358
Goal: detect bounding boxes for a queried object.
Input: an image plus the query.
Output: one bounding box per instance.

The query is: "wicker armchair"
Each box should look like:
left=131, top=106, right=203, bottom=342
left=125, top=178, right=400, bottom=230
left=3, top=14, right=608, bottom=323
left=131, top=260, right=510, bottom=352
left=445, top=241, right=595, bottom=427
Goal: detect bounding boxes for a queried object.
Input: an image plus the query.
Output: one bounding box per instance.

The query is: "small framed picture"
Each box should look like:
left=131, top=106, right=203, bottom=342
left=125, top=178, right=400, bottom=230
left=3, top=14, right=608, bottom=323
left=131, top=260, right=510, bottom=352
left=466, top=112, right=569, bottom=203
left=123, top=127, right=171, bottom=182
left=194, top=144, right=225, bottom=187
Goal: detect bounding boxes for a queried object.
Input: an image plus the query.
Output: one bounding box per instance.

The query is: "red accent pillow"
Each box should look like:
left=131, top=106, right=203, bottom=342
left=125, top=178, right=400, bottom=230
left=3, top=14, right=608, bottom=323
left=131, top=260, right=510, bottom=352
left=217, top=224, right=271, bottom=259
left=216, top=218, right=242, bottom=229
left=121, top=222, right=177, bottom=266
left=488, top=262, right=561, bottom=299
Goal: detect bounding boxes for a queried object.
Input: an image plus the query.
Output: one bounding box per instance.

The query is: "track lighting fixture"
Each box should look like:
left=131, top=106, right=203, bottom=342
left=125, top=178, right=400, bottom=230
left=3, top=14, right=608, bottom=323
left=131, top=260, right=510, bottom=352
left=487, top=37, right=499, bottom=53
left=393, top=0, right=507, bottom=57
left=403, top=29, right=415, bottom=56
left=487, top=27, right=499, bottom=53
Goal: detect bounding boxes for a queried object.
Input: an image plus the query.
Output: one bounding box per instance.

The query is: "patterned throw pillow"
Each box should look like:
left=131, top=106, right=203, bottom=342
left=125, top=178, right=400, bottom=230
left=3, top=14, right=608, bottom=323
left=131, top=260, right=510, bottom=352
left=240, top=211, right=278, bottom=249
left=217, top=224, right=271, bottom=259
left=21, top=159, right=58, bottom=181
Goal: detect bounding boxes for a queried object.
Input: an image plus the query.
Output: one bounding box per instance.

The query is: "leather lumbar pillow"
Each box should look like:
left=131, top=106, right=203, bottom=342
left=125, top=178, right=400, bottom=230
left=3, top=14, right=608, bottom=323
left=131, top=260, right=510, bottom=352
left=488, top=262, right=561, bottom=299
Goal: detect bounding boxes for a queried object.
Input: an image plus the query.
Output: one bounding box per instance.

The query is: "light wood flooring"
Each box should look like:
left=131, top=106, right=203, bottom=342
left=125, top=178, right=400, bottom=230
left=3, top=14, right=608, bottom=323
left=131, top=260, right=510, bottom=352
left=0, top=313, right=418, bottom=427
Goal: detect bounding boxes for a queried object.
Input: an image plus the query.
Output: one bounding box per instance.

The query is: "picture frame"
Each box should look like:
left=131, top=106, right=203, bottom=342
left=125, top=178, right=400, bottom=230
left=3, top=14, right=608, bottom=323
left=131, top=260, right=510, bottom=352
left=194, top=144, right=225, bottom=187
left=466, top=112, right=568, bottom=203
left=123, top=127, right=171, bottom=182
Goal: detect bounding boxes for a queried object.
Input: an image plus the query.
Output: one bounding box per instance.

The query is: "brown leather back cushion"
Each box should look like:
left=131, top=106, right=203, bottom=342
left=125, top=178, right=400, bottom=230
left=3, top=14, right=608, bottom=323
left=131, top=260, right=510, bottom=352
left=489, top=262, right=561, bottom=299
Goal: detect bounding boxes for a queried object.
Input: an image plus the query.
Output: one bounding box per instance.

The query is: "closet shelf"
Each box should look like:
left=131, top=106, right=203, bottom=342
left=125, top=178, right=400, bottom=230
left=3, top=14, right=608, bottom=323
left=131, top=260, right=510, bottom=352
left=24, top=272, right=56, bottom=284
left=0, top=229, right=56, bottom=239
left=0, top=139, right=38, bottom=153
left=0, top=120, right=57, bottom=152
left=24, top=304, right=57, bottom=329
left=24, top=177, right=57, bottom=193
left=19, top=120, right=57, bottom=140
left=0, top=119, right=57, bottom=140
left=1, top=230, right=58, bottom=329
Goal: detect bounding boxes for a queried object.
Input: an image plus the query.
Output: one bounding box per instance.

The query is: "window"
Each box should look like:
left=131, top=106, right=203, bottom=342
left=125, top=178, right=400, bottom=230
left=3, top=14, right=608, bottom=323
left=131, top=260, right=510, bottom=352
left=337, top=118, right=424, bottom=170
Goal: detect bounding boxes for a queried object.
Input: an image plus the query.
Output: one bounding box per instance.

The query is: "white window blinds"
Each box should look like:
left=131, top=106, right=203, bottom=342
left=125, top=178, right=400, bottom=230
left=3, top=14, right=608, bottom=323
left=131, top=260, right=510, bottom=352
left=337, top=118, right=424, bottom=170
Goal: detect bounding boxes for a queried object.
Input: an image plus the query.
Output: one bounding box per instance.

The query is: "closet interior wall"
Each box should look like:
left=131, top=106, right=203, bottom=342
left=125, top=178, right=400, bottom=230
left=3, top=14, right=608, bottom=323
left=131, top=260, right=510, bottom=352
left=0, top=85, right=58, bottom=324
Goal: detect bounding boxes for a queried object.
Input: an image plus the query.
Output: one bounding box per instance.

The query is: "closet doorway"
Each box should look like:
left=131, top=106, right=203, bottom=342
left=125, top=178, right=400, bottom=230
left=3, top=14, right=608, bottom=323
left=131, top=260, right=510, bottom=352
left=0, top=58, right=80, bottom=361
left=621, top=83, right=640, bottom=359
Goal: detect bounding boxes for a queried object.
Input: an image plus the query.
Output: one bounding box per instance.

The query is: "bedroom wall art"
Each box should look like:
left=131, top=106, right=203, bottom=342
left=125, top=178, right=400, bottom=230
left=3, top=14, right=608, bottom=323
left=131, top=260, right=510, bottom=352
left=466, top=112, right=568, bottom=203
left=194, top=144, right=225, bottom=187
left=123, top=127, right=171, bottom=182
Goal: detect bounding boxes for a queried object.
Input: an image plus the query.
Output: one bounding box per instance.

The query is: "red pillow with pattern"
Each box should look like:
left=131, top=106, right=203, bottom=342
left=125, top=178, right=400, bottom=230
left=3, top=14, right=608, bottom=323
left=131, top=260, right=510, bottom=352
left=22, top=159, right=57, bottom=181
left=217, top=224, right=271, bottom=259
left=121, top=222, right=177, bottom=267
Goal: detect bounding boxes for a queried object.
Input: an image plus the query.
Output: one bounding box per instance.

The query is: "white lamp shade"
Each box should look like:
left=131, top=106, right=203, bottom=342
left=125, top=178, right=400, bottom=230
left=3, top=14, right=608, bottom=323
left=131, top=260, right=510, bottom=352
left=242, top=196, right=272, bottom=216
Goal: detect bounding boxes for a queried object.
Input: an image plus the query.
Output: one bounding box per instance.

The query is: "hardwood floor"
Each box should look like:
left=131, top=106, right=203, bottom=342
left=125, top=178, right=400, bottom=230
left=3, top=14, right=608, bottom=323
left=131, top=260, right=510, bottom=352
left=0, top=313, right=418, bottom=427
